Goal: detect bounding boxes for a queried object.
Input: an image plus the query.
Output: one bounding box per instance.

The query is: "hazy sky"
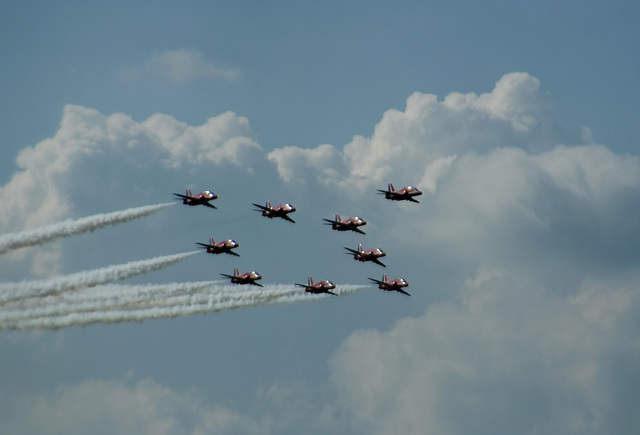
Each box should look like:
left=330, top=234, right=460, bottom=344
left=1, top=2, right=640, bottom=434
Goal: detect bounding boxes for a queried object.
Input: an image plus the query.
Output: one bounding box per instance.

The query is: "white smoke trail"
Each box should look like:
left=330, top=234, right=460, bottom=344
left=0, top=202, right=174, bottom=255
left=0, top=281, right=220, bottom=323
left=1, top=284, right=303, bottom=327
left=0, top=251, right=200, bottom=304
left=1, top=284, right=368, bottom=330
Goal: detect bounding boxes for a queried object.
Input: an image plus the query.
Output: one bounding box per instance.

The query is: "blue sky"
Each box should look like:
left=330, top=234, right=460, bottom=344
left=1, top=2, right=640, bottom=434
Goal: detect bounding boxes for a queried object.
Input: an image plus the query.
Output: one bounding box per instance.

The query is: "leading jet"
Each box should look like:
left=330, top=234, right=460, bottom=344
left=295, top=276, right=338, bottom=296
left=253, top=201, right=296, bottom=223
left=377, top=183, right=422, bottom=203
left=174, top=188, right=219, bottom=209
left=221, top=268, right=263, bottom=287
left=196, top=237, right=240, bottom=257
left=345, top=244, right=386, bottom=267
left=368, top=273, right=410, bottom=296
left=323, top=214, right=367, bottom=234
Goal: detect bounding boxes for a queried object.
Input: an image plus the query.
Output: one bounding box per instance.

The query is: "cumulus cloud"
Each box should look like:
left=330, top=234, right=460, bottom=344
left=316, top=74, right=640, bottom=434
left=0, top=105, right=265, bottom=276
left=121, top=49, right=239, bottom=83
left=4, top=377, right=261, bottom=435
left=3, top=72, right=640, bottom=434
left=2, top=377, right=355, bottom=435
left=268, top=72, right=566, bottom=192
left=267, top=144, right=349, bottom=185
left=330, top=270, right=640, bottom=435
left=0, top=105, right=263, bottom=234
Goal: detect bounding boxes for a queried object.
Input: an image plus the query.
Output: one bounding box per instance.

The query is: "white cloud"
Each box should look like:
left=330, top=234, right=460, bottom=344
left=316, top=76, right=640, bottom=433
left=0, top=105, right=265, bottom=276
left=2, top=376, right=355, bottom=435
left=267, top=144, right=349, bottom=185
left=419, top=154, right=457, bottom=194
left=5, top=377, right=261, bottom=435
left=268, top=72, right=564, bottom=192
left=330, top=270, right=640, bottom=435
left=419, top=143, right=640, bottom=273
left=121, top=49, right=239, bottom=83
left=3, top=72, right=640, bottom=434
left=0, top=105, right=262, bottom=233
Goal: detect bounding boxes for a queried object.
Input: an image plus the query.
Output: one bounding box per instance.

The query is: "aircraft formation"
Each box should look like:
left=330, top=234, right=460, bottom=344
left=175, top=183, right=422, bottom=297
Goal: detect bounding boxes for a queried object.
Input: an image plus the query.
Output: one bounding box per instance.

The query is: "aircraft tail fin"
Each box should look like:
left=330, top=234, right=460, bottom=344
left=210, top=237, right=215, bottom=245
left=308, top=276, right=314, bottom=285
left=186, top=188, right=192, bottom=196
left=234, top=267, right=239, bottom=276
left=266, top=200, right=271, bottom=208
left=358, top=243, right=364, bottom=253
left=335, top=213, right=341, bottom=222
left=388, top=182, right=394, bottom=192
left=383, top=273, right=388, bottom=282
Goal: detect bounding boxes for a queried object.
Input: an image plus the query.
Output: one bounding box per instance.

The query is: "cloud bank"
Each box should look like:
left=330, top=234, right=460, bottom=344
left=2, top=72, right=640, bottom=434
left=268, top=72, right=640, bottom=434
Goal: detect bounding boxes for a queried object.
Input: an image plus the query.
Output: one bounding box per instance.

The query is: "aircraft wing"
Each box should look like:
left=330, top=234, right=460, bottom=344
left=220, top=273, right=234, bottom=279
left=344, top=247, right=359, bottom=256
left=322, top=218, right=338, bottom=225
left=250, top=281, right=264, bottom=287
left=372, top=258, right=387, bottom=267
left=294, top=283, right=309, bottom=289
left=368, top=277, right=384, bottom=286
left=325, top=290, right=338, bottom=296
left=173, top=193, right=189, bottom=200
left=396, top=289, right=411, bottom=296
left=226, top=250, right=241, bottom=257
left=408, top=197, right=420, bottom=203
left=196, top=242, right=212, bottom=249
left=203, top=202, right=218, bottom=209
left=282, top=214, right=296, bottom=223
left=353, top=227, right=366, bottom=235
left=376, top=189, right=389, bottom=195
left=252, top=203, right=269, bottom=211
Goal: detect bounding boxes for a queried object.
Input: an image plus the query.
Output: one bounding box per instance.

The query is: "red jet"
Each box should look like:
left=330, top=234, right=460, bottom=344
left=368, top=273, right=410, bottom=296
left=174, top=189, right=219, bottom=209
left=377, top=183, right=422, bottom=203
left=323, top=214, right=367, bottom=234
left=221, top=268, right=263, bottom=287
left=196, top=237, right=240, bottom=257
left=295, top=276, right=337, bottom=296
left=253, top=201, right=296, bottom=223
left=345, top=244, right=386, bottom=267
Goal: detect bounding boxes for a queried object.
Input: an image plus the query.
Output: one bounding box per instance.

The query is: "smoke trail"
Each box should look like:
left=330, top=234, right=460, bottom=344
left=1, top=284, right=303, bottom=326
left=0, top=202, right=174, bottom=255
left=0, top=281, right=219, bottom=323
left=0, top=251, right=200, bottom=304
left=1, top=284, right=368, bottom=330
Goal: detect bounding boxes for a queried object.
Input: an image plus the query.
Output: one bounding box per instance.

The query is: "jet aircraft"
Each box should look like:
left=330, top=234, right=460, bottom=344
left=377, top=183, right=422, bottom=203
left=253, top=201, right=296, bottom=223
left=323, top=214, right=367, bottom=234
left=368, top=273, right=410, bottom=296
left=174, top=189, right=218, bottom=208
left=295, top=276, right=338, bottom=296
left=345, top=244, right=386, bottom=267
left=196, top=237, right=240, bottom=256
left=221, top=268, right=263, bottom=287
